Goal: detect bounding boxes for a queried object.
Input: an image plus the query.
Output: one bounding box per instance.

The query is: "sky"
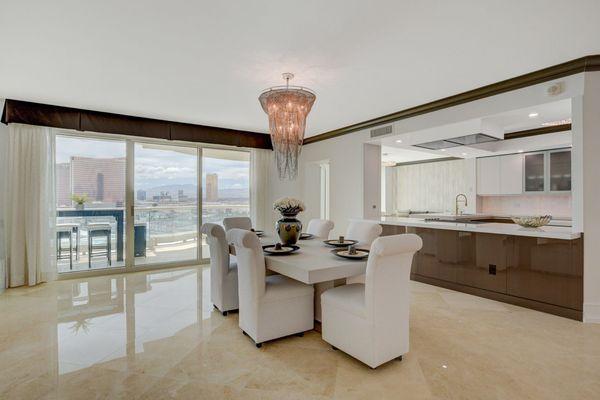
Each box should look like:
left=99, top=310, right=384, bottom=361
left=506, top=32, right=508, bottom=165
left=56, top=135, right=250, bottom=190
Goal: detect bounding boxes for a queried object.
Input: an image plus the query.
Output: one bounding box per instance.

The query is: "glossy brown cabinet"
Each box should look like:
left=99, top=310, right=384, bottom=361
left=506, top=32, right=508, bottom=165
left=409, top=228, right=459, bottom=283
left=391, top=225, right=583, bottom=320
left=456, top=232, right=509, bottom=294
left=507, top=236, right=583, bottom=310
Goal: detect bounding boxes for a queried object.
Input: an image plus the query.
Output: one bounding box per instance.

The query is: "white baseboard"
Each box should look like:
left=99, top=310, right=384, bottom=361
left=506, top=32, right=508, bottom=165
left=583, top=303, right=600, bottom=323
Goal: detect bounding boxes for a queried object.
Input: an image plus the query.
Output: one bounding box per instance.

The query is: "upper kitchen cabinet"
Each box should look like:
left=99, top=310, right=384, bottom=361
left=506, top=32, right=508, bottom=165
left=477, top=149, right=571, bottom=196
left=549, top=149, right=572, bottom=192
left=524, top=152, right=545, bottom=192
left=477, top=154, right=523, bottom=195
left=476, top=156, right=500, bottom=195
left=523, top=149, right=572, bottom=193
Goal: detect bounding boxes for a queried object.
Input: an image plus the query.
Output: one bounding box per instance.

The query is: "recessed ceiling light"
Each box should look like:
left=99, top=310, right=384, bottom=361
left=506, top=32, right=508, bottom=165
left=461, top=152, right=467, bottom=156
left=528, top=112, right=539, bottom=118
left=395, top=139, right=402, bottom=143
left=440, top=149, right=446, bottom=152
left=518, top=149, right=524, bottom=153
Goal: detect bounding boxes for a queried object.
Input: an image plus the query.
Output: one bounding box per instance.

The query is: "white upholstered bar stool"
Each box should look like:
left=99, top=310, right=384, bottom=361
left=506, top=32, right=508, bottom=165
left=223, top=217, right=252, bottom=231
left=306, top=219, right=334, bottom=239
left=322, top=234, right=423, bottom=368
left=201, top=223, right=238, bottom=316
left=227, top=228, right=314, bottom=348
left=345, top=220, right=383, bottom=284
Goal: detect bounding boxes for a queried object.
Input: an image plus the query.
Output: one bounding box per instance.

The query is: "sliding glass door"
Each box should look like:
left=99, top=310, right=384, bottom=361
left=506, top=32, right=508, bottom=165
left=201, top=148, right=250, bottom=258
left=55, top=131, right=251, bottom=275
left=134, top=143, right=199, bottom=266
left=55, top=135, right=127, bottom=272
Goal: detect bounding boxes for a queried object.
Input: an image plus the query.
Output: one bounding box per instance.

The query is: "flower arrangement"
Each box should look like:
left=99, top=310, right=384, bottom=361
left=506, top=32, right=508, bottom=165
left=71, top=194, right=89, bottom=205
left=273, top=197, right=305, bottom=216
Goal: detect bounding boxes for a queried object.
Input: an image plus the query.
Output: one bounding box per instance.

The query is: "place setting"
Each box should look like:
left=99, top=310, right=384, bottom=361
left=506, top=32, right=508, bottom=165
left=324, top=236, right=370, bottom=260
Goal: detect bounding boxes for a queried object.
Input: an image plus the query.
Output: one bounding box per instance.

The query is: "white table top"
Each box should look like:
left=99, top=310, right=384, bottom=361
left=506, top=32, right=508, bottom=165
left=231, top=235, right=367, bottom=285
left=373, top=217, right=581, bottom=240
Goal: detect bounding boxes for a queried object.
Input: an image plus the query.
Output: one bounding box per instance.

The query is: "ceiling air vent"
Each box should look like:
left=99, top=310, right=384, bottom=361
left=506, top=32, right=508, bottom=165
left=370, top=125, right=393, bottom=138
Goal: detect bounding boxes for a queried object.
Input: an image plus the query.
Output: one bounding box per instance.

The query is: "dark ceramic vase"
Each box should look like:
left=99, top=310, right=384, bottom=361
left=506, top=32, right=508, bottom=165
left=276, top=213, right=302, bottom=245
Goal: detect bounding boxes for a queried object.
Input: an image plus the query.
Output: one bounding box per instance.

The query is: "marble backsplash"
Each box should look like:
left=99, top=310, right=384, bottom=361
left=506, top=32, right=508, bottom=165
left=478, top=194, right=572, bottom=219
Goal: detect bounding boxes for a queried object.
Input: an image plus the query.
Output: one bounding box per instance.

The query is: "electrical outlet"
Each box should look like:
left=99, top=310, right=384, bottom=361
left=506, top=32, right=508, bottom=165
left=489, top=264, right=497, bottom=275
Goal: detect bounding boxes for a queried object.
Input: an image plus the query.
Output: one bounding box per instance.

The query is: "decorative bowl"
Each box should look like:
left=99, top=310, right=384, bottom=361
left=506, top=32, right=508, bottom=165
left=511, top=215, right=552, bottom=228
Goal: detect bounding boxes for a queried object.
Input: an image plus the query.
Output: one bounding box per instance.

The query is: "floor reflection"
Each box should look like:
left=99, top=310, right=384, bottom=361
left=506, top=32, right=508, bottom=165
left=56, top=268, right=208, bottom=375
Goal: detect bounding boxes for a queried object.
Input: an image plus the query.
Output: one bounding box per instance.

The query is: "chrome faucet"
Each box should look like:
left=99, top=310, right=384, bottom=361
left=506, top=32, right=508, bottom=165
left=455, top=194, right=468, bottom=215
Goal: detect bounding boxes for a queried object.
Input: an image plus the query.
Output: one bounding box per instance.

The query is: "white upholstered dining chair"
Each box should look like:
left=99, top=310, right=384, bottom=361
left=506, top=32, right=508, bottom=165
left=345, top=220, right=383, bottom=284
left=306, top=219, right=335, bottom=239
left=345, top=220, right=383, bottom=247
left=227, top=228, right=314, bottom=347
left=321, top=234, right=422, bottom=369
left=201, top=223, right=238, bottom=316
left=223, top=217, right=252, bottom=231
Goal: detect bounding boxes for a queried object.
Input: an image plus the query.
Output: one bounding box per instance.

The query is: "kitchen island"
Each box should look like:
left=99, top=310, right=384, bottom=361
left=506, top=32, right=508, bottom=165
left=374, top=217, right=583, bottom=320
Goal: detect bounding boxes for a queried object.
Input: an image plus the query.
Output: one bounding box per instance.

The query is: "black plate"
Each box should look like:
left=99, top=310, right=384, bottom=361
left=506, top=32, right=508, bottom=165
left=299, top=233, right=314, bottom=240
left=252, top=230, right=264, bottom=237
left=331, top=248, right=370, bottom=260
left=262, top=244, right=299, bottom=255
left=323, top=239, right=358, bottom=247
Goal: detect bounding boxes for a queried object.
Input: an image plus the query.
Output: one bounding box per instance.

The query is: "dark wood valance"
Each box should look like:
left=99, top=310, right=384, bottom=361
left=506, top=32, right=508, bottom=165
left=1, top=99, right=272, bottom=149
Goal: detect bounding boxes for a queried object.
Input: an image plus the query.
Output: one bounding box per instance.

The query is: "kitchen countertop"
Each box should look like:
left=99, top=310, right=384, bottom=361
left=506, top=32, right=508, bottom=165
left=373, top=216, right=581, bottom=240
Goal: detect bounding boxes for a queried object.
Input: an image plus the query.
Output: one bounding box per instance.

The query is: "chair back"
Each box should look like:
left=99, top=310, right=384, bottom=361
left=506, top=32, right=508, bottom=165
left=200, top=223, right=231, bottom=286
left=306, top=219, right=334, bottom=239
left=364, top=234, right=422, bottom=324
left=345, top=220, right=382, bottom=247
left=226, top=229, right=266, bottom=326
left=223, top=217, right=252, bottom=231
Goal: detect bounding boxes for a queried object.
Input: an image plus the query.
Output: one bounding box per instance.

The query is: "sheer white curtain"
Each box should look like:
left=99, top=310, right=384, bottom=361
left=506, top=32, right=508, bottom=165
left=250, top=148, right=272, bottom=231
left=3, top=124, right=57, bottom=286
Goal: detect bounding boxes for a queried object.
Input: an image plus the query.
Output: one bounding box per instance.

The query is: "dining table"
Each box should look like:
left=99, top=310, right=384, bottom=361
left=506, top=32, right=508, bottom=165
left=229, top=234, right=368, bottom=321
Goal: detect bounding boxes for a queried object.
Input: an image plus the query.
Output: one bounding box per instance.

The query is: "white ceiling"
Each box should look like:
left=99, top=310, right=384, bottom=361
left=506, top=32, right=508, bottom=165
left=1, top=1, right=599, bottom=137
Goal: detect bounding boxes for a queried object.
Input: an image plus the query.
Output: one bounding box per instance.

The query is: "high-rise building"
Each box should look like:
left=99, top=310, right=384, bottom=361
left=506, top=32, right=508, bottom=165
left=56, top=163, right=71, bottom=207
left=70, top=156, right=126, bottom=205
left=206, top=173, right=219, bottom=202
left=137, top=189, right=147, bottom=201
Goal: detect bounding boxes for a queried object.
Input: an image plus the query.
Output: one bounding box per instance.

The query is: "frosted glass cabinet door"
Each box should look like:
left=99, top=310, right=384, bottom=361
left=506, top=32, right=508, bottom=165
left=549, top=150, right=571, bottom=191
left=524, top=153, right=545, bottom=192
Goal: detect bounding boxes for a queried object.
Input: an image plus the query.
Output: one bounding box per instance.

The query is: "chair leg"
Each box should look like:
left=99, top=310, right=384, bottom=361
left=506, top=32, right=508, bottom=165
left=255, top=343, right=262, bottom=348
left=75, top=227, right=80, bottom=261
left=88, top=234, right=92, bottom=269
left=295, top=332, right=304, bottom=337
left=331, top=345, right=338, bottom=350
left=69, top=232, right=73, bottom=270
left=396, top=355, right=403, bottom=362
left=107, top=231, right=112, bottom=266
left=222, top=311, right=228, bottom=316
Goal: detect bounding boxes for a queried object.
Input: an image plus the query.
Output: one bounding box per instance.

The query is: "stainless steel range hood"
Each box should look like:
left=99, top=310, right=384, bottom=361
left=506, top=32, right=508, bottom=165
left=414, top=133, right=500, bottom=150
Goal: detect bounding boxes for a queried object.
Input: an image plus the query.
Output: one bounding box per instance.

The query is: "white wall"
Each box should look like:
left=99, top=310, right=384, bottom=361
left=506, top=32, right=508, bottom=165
left=362, top=143, right=381, bottom=220
left=0, top=98, right=7, bottom=292
left=267, top=129, right=372, bottom=238
left=579, top=71, right=600, bottom=323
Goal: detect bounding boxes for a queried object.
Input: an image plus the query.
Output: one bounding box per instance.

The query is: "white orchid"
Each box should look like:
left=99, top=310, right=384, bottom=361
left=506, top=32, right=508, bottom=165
left=273, top=197, right=305, bottom=215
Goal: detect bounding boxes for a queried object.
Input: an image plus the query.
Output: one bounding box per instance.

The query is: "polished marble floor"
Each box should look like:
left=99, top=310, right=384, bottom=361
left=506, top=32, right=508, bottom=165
left=1, top=266, right=600, bottom=399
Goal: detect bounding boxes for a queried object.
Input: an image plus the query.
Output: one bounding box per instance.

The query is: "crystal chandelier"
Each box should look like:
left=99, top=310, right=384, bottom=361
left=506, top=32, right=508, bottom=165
left=259, top=73, right=316, bottom=180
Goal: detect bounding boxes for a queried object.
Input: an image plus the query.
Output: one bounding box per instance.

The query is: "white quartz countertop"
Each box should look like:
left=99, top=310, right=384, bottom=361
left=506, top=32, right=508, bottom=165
left=374, top=217, right=581, bottom=240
